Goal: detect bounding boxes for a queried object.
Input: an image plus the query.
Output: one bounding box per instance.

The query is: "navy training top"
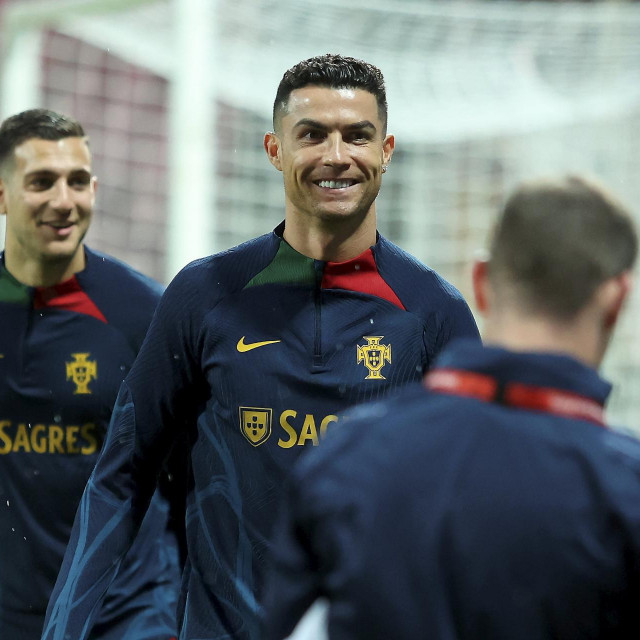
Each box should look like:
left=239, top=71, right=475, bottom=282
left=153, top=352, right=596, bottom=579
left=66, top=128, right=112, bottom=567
left=0, top=248, right=180, bottom=640
left=43, top=224, right=479, bottom=640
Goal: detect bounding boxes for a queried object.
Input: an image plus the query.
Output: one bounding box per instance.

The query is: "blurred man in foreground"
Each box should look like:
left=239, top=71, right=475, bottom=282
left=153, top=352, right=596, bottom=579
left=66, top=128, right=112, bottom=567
left=265, top=174, right=640, bottom=640
left=0, top=108, right=179, bottom=639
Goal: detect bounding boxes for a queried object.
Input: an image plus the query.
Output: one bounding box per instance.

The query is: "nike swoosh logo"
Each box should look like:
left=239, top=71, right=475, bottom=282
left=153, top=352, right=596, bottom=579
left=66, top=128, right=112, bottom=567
left=237, top=337, right=281, bottom=352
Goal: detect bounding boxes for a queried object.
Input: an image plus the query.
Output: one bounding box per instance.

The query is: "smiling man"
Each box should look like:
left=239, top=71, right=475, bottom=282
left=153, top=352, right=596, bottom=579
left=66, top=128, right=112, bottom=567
left=43, top=55, right=479, bottom=640
left=265, top=82, right=393, bottom=260
left=2, top=135, right=93, bottom=284
left=0, top=109, right=180, bottom=640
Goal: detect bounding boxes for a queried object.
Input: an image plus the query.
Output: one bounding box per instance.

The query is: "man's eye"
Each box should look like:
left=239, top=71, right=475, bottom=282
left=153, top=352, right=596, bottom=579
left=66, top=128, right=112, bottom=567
left=302, top=130, right=324, bottom=141
left=29, top=178, right=53, bottom=190
left=70, top=177, right=90, bottom=189
left=347, top=132, right=371, bottom=143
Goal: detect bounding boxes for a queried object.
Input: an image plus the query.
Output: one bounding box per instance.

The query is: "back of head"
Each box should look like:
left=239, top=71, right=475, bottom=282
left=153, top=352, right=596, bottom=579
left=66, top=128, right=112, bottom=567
left=488, top=175, right=638, bottom=319
left=273, top=53, right=388, bottom=133
left=0, top=108, right=86, bottom=176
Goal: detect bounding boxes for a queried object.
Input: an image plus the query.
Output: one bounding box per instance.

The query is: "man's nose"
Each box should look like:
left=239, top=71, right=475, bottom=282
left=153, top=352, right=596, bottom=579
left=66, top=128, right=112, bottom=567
left=50, top=180, right=73, bottom=211
left=323, top=133, right=349, bottom=168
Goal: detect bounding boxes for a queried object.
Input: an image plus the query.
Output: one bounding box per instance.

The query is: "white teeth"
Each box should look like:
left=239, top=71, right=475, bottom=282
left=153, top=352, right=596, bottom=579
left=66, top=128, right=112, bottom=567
left=317, top=180, right=353, bottom=189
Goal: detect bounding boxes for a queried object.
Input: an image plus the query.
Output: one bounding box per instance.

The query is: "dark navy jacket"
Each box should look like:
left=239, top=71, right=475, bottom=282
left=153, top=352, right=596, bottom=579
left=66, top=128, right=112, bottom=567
left=0, top=248, right=179, bottom=640
left=43, top=224, right=479, bottom=640
left=264, top=340, right=640, bottom=640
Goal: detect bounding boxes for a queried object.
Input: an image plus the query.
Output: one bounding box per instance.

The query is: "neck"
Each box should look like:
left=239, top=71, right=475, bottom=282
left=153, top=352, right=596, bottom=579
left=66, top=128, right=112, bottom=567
left=283, top=208, right=377, bottom=262
left=4, top=247, right=86, bottom=287
left=482, top=308, right=605, bottom=369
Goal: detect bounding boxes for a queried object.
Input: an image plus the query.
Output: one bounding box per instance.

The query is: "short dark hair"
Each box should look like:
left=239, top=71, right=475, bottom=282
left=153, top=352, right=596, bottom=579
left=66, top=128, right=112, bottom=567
left=0, top=108, right=86, bottom=174
left=488, top=174, right=638, bottom=319
left=273, top=54, right=388, bottom=133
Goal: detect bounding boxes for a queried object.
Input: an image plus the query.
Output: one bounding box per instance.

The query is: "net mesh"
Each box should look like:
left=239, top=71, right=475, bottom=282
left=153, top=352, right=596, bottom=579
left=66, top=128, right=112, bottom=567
left=3, top=0, right=640, bottom=427
left=40, top=29, right=169, bottom=280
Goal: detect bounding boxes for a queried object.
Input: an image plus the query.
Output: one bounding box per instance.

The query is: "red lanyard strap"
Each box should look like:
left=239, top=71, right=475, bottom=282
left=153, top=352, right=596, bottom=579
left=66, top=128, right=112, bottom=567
left=425, top=368, right=606, bottom=427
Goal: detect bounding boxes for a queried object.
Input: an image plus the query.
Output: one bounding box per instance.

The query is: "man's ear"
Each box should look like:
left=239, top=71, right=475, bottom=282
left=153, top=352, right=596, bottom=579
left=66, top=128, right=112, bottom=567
left=90, top=175, right=98, bottom=205
left=601, top=271, right=633, bottom=330
left=0, top=177, right=7, bottom=217
left=264, top=132, right=283, bottom=171
left=472, top=257, right=490, bottom=315
left=382, top=134, right=395, bottom=166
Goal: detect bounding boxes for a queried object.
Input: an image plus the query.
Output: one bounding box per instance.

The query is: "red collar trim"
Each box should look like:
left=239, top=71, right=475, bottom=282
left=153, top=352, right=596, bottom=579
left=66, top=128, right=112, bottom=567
left=425, top=368, right=606, bottom=427
left=34, top=275, right=107, bottom=323
left=322, top=248, right=405, bottom=310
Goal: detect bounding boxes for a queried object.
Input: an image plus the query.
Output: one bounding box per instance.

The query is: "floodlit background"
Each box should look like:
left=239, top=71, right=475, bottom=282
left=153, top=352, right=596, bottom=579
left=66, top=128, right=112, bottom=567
left=1, top=0, right=640, bottom=429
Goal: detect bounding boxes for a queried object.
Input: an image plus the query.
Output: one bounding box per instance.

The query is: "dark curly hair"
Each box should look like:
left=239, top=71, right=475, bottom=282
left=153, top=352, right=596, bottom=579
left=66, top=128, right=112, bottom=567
left=273, top=53, right=388, bottom=133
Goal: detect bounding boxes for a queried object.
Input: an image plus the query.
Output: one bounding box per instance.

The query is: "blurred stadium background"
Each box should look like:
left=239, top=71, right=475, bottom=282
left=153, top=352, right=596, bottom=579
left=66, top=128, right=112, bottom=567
left=1, top=0, right=640, bottom=430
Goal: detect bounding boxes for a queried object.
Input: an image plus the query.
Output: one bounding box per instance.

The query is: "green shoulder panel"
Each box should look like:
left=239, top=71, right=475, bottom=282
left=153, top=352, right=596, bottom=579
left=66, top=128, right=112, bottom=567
left=244, top=240, right=316, bottom=289
left=0, top=267, right=30, bottom=304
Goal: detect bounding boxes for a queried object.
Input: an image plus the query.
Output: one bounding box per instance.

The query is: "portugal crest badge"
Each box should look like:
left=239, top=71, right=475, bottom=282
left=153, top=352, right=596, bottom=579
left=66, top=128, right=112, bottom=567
left=239, top=407, right=272, bottom=446
left=357, top=336, right=392, bottom=380
left=66, top=353, right=97, bottom=394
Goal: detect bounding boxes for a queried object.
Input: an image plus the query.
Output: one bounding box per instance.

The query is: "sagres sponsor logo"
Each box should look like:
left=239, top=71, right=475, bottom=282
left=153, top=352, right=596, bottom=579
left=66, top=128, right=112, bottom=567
left=357, top=336, right=391, bottom=380
left=237, top=337, right=281, bottom=353
left=0, top=420, right=99, bottom=455
left=66, top=353, right=97, bottom=394
left=240, top=407, right=340, bottom=448
left=239, top=407, right=272, bottom=446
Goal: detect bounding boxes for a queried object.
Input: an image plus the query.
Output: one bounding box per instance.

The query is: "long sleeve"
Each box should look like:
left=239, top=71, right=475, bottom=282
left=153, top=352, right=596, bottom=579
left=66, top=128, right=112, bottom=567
left=42, top=266, right=206, bottom=640
left=433, top=291, right=480, bottom=355
left=262, top=481, right=324, bottom=640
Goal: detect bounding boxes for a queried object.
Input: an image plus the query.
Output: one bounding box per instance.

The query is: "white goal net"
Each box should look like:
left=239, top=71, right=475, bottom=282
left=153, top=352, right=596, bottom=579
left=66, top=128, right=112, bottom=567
left=2, top=0, right=640, bottom=428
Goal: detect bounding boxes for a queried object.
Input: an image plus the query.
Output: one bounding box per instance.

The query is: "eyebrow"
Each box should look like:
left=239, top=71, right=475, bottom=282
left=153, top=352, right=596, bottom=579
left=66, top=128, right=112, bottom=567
left=24, top=168, right=92, bottom=179
left=293, top=118, right=377, bottom=132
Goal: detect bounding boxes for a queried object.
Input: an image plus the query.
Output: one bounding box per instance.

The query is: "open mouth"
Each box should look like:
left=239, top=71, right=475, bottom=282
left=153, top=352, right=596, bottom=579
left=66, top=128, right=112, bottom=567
left=40, top=221, right=75, bottom=237
left=314, top=179, right=358, bottom=189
